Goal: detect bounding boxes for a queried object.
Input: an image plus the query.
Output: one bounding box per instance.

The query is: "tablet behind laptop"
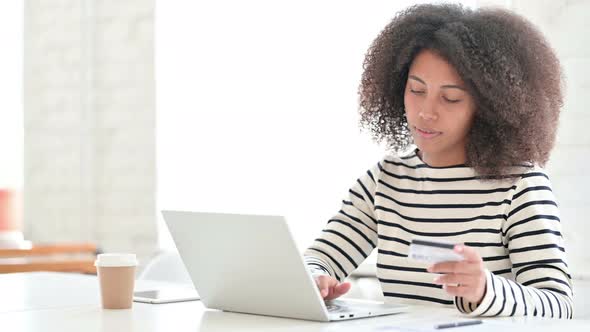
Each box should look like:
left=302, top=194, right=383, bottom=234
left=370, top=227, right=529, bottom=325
left=133, top=288, right=200, bottom=304
left=161, top=210, right=407, bottom=321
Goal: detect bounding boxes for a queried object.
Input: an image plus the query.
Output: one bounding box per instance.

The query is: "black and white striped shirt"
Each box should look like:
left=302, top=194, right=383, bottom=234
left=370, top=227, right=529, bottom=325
left=304, top=149, right=573, bottom=319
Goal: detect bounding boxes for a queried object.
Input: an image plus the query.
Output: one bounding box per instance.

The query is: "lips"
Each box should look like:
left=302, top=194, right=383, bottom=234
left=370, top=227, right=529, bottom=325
left=414, top=126, right=442, bottom=139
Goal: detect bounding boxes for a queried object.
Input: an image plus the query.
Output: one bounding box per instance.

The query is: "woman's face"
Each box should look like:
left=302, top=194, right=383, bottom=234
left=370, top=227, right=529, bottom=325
left=404, top=49, right=476, bottom=165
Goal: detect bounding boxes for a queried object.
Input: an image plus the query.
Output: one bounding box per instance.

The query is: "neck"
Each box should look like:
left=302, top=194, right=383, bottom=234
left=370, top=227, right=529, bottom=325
left=418, top=148, right=467, bottom=167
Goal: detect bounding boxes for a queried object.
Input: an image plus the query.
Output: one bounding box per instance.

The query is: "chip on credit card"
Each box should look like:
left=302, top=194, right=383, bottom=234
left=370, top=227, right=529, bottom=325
left=408, top=238, right=464, bottom=264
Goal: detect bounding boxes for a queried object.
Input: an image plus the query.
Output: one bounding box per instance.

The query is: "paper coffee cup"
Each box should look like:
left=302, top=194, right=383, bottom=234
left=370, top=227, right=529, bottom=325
left=95, top=253, right=138, bottom=309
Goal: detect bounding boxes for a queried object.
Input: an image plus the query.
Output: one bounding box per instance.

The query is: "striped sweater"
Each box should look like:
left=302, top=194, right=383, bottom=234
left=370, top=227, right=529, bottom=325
left=304, top=149, right=573, bottom=319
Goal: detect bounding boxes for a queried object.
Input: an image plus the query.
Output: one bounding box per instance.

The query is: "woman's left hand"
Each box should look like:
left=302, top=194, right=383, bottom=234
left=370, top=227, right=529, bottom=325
left=428, top=244, right=487, bottom=304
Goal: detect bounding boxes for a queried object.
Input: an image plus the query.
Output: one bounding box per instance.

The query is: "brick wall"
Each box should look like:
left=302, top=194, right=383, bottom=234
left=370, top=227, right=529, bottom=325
left=23, top=0, right=157, bottom=266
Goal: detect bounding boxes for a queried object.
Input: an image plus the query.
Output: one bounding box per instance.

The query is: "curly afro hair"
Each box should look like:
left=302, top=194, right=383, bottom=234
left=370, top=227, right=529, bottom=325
left=358, top=3, right=564, bottom=178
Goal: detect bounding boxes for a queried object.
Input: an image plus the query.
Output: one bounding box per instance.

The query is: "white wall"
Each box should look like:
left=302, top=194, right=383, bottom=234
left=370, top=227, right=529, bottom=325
left=518, top=0, right=590, bottom=279
left=21, top=0, right=586, bottom=278
left=478, top=0, right=590, bottom=279
left=158, top=0, right=589, bottom=279
left=156, top=0, right=475, bottom=252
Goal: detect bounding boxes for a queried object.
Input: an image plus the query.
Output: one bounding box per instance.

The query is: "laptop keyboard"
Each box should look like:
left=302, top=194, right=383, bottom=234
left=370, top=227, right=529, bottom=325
left=325, top=303, right=350, bottom=313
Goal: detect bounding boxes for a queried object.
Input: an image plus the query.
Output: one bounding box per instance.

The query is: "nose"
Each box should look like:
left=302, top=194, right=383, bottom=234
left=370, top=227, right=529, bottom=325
left=418, top=103, right=438, bottom=121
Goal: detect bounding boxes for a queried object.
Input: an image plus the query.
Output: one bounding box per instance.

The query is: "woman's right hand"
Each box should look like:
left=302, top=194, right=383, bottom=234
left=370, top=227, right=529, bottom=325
left=314, top=275, right=351, bottom=300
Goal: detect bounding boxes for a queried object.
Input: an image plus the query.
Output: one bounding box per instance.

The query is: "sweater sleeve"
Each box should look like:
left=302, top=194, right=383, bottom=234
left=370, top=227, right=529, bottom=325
left=455, top=169, right=574, bottom=319
left=303, top=161, right=381, bottom=281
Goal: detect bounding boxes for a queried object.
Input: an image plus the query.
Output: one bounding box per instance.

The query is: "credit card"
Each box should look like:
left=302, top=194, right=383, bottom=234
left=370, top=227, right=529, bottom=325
left=408, top=238, right=464, bottom=264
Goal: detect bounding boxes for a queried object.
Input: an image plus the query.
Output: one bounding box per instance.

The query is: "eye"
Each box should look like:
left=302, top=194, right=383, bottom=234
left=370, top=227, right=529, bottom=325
left=443, top=96, right=461, bottom=103
left=410, top=89, right=425, bottom=95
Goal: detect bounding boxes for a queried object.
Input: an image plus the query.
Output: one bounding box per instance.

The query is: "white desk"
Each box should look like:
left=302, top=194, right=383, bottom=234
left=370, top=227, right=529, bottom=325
left=1, top=272, right=588, bottom=332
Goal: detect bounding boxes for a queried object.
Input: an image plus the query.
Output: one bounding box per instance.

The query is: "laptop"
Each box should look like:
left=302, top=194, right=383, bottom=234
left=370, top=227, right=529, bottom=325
left=161, top=210, right=407, bottom=321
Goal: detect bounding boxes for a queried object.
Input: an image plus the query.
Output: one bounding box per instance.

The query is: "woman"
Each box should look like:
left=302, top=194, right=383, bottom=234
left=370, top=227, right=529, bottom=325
left=304, top=3, right=572, bottom=318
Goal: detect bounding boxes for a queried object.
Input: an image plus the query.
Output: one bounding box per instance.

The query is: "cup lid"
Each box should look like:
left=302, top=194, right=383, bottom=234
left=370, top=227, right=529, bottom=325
left=94, top=253, right=138, bottom=267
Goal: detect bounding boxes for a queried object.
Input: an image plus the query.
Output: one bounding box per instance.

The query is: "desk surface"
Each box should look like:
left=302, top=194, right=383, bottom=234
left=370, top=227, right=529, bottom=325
left=1, top=272, right=588, bottom=332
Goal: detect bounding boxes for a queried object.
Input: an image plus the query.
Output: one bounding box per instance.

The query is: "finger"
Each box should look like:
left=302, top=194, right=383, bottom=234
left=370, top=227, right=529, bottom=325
left=315, top=276, right=336, bottom=298
left=442, top=284, right=471, bottom=297
left=324, top=287, right=337, bottom=301
left=325, top=282, right=350, bottom=300
left=325, top=282, right=341, bottom=300
left=334, top=282, right=351, bottom=296
left=454, top=245, right=481, bottom=263
left=321, top=276, right=340, bottom=298
left=426, top=261, right=470, bottom=273
left=428, top=261, right=463, bottom=274
left=429, top=260, right=481, bottom=275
